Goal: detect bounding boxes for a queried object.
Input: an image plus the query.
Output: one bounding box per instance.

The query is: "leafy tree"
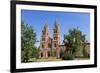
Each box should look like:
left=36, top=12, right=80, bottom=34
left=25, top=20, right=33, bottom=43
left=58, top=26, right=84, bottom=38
left=64, top=28, right=86, bottom=58
left=21, top=21, right=38, bottom=62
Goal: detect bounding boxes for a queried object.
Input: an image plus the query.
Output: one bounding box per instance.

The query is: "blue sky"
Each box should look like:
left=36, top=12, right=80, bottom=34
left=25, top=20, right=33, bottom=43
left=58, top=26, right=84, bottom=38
left=21, top=10, right=90, bottom=47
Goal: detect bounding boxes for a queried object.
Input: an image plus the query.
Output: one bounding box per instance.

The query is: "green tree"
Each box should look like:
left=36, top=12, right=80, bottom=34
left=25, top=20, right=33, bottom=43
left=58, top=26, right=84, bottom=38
left=64, top=28, right=86, bottom=58
left=21, top=21, right=38, bottom=62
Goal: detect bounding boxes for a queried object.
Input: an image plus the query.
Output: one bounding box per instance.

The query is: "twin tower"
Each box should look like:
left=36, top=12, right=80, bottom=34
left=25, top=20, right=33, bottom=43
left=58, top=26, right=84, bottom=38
left=39, top=19, right=61, bottom=58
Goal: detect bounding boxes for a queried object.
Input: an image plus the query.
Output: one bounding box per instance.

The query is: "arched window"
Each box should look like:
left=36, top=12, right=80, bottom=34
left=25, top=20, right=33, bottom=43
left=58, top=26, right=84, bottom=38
left=42, top=44, right=44, bottom=48
left=54, top=43, right=57, bottom=47
left=54, top=29, right=57, bottom=33
left=48, top=43, right=51, bottom=48
left=41, top=52, right=43, bottom=58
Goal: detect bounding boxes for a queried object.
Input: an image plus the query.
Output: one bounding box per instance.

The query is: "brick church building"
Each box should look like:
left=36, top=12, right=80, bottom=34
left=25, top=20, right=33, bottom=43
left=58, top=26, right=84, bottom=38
left=39, top=19, right=64, bottom=58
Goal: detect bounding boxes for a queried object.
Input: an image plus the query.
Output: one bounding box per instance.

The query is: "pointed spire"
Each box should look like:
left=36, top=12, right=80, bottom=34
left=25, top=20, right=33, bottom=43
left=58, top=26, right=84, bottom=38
left=43, top=20, right=48, bottom=30
left=55, top=17, right=58, bottom=25
left=44, top=20, right=48, bottom=28
left=54, top=17, right=59, bottom=30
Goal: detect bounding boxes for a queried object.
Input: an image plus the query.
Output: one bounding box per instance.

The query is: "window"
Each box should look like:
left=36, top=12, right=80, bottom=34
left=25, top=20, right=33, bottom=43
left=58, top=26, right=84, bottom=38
left=42, top=31, right=45, bottom=35
left=48, top=44, right=50, bottom=48
left=42, top=38, right=45, bottom=41
left=54, top=43, right=56, bottom=47
left=54, top=29, right=57, bottom=33
left=42, top=44, right=44, bottom=48
left=54, top=37, right=57, bottom=40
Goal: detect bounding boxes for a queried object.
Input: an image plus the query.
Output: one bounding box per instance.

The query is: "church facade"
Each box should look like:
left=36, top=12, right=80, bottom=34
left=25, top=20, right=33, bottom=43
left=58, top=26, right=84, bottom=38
left=39, top=19, right=64, bottom=58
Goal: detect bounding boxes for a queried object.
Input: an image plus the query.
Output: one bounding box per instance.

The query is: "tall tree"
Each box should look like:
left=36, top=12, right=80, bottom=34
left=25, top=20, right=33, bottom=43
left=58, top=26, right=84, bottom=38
left=64, top=28, right=86, bottom=57
left=21, top=21, right=38, bottom=62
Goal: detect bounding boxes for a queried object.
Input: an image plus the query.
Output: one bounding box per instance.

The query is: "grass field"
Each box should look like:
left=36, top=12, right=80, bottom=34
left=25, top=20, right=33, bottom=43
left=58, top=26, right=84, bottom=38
left=29, top=57, right=89, bottom=62
left=30, top=57, right=62, bottom=62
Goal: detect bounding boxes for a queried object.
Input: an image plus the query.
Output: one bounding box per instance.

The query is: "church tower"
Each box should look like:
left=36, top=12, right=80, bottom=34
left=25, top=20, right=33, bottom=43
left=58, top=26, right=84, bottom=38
left=52, top=18, right=60, bottom=49
left=40, top=23, right=49, bottom=58
left=39, top=18, right=60, bottom=59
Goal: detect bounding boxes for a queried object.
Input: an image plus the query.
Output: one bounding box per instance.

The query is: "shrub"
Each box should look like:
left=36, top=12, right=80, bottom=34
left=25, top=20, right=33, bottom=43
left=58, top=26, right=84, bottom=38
left=62, top=52, right=74, bottom=60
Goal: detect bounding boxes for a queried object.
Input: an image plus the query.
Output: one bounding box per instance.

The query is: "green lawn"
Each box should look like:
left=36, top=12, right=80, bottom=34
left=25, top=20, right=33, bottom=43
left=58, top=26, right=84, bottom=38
left=30, top=57, right=89, bottom=62
left=31, top=57, right=62, bottom=62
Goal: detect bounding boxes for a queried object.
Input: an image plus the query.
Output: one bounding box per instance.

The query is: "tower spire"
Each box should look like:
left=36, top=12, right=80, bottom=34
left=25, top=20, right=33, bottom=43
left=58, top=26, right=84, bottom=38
left=54, top=17, right=58, bottom=25
left=54, top=17, right=59, bottom=31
